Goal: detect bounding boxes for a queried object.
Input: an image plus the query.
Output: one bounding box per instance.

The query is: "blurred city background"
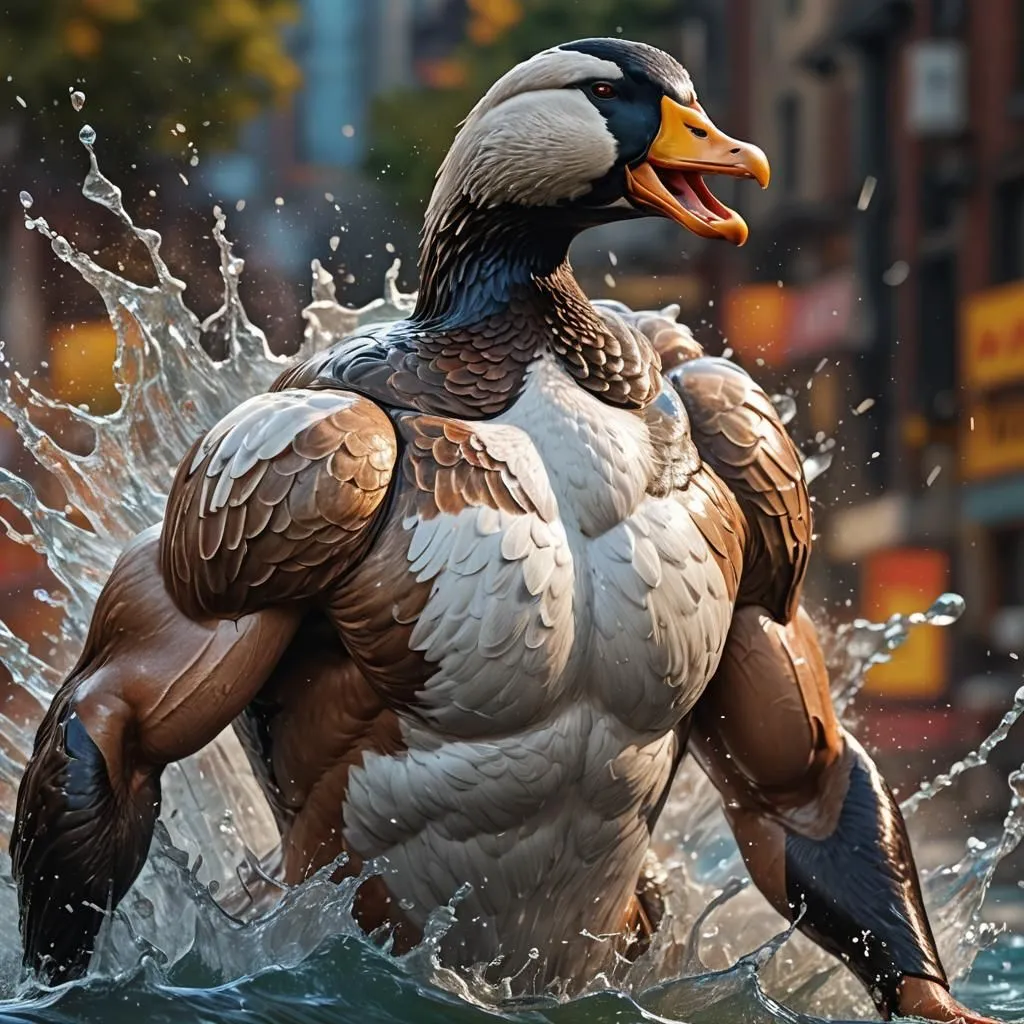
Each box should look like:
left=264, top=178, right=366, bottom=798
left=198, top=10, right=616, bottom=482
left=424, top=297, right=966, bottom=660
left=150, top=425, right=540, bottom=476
left=2, top=0, right=1023, bottom=900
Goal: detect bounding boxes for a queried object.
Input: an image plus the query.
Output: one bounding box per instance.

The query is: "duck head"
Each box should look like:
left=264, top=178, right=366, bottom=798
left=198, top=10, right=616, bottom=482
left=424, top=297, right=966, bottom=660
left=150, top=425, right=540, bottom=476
left=415, top=38, right=769, bottom=327
left=426, top=38, right=768, bottom=245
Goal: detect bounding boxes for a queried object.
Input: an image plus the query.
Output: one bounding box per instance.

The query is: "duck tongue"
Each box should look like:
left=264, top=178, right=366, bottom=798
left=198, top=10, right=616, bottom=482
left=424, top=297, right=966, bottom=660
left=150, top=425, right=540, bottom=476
left=654, top=167, right=733, bottom=224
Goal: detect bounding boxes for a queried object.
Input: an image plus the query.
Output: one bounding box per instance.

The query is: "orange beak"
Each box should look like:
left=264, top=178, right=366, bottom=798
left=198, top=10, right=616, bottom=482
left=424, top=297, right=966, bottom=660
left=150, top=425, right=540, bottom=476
left=625, top=96, right=770, bottom=246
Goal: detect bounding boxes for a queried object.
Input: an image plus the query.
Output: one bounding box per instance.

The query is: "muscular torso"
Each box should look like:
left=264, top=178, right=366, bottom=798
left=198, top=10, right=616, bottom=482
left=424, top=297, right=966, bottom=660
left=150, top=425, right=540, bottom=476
left=247, top=351, right=740, bottom=984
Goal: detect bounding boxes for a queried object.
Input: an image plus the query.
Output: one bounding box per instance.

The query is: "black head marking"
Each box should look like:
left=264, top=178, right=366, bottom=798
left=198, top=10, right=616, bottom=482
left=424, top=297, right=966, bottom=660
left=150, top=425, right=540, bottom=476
left=558, top=38, right=694, bottom=105
left=553, top=39, right=694, bottom=209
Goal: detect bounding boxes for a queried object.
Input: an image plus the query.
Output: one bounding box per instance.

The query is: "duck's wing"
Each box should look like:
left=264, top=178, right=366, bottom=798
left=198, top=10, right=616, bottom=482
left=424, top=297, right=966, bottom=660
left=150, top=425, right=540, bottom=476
left=666, top=356, right=812, bottom=624
left=161, top=387, right=397, bottom=619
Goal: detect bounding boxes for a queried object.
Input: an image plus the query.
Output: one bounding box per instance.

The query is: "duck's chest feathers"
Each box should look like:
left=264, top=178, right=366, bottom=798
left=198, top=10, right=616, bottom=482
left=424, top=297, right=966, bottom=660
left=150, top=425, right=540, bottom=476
left=496, top=357, right=657, bottom=536
left=336, top=359, right=732, bottom=737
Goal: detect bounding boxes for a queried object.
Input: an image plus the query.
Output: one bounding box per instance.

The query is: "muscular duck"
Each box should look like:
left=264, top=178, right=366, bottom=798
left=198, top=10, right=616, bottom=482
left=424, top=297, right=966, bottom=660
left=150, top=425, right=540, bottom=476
left=12, top=38, right=992, bottom=1023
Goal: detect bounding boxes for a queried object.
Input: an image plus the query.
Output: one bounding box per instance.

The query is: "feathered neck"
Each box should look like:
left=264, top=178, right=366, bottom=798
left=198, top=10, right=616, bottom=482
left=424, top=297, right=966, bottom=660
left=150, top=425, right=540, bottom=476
left=402, top=194, right=662, bottom=414
left=412, top=197, right=582, bottom=327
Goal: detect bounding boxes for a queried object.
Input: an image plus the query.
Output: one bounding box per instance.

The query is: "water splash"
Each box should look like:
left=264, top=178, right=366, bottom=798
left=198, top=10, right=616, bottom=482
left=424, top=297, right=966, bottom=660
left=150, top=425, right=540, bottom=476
left=0, top=141, right=1021, bottom=1024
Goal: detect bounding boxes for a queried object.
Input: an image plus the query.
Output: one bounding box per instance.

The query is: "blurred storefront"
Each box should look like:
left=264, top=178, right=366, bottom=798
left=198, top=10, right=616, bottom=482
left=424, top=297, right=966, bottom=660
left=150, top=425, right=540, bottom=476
left=958, top=283, right=1024, bottom=663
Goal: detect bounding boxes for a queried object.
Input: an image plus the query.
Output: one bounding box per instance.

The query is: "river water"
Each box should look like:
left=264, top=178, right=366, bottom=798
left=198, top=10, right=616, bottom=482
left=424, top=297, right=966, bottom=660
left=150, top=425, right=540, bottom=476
left=0, top=133, right=1021, bottom=1024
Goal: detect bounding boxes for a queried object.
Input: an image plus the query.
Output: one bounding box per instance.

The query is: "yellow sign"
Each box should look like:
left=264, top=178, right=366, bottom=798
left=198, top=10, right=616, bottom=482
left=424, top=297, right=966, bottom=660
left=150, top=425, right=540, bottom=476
left=960, top=393, right=1024, bottom=479
left=962, top=279, right=1024, bottom=390
left=862, top=548, right=949, bottom=699
left=722, top=284, right=789, bottom=367
left=49, top=320, right=119, bottom=413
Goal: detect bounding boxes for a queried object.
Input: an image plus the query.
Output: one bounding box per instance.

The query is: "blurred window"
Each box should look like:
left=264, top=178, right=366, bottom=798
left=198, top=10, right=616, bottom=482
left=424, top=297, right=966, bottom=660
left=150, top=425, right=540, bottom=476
left=299, top=0, right=368, bottom=167
left=994, top=180, right=1024, bottom=282
left=931, top=0, right=965, bottom=35
left=778, top=94, right=801, bottom=194
left=920, top=163, right=957, bottom=231
left=993, top=525, right=1024, bottom=607
left=916, top=255, right=958, bottom=422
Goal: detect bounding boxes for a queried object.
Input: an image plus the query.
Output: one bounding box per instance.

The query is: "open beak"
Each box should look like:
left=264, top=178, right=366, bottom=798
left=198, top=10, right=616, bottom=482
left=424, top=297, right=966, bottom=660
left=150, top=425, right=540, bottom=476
left=626, top=96, right=770, bottom=246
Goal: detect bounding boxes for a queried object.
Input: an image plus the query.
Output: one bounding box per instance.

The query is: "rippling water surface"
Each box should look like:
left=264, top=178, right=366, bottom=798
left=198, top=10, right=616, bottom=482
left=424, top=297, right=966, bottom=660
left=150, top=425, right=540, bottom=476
left=0, top=134, right=1022, bottom=1024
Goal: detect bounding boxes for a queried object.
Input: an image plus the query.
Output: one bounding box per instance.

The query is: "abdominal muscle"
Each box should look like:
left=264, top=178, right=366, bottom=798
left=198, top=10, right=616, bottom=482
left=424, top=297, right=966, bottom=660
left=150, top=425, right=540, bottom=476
left=335, top=700, right=681, bottom=989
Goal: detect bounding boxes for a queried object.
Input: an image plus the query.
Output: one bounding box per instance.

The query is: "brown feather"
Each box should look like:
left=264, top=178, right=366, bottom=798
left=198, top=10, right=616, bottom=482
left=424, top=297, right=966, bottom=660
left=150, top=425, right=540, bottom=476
left=668, top=357, right=812, bottom=623
left=160, top=390, right=397, bottom=619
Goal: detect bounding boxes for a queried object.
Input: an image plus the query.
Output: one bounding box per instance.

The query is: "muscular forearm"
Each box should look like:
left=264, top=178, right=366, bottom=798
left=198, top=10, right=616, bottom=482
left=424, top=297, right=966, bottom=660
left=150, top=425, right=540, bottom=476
left=13, top=698, right=159, bottom=981
left=729, top=734, right=945, bottom=1019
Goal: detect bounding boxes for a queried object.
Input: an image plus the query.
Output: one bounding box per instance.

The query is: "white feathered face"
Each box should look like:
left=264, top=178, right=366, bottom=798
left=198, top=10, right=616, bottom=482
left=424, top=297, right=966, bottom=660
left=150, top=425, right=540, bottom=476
left=430, top=39, right=770, bottom=246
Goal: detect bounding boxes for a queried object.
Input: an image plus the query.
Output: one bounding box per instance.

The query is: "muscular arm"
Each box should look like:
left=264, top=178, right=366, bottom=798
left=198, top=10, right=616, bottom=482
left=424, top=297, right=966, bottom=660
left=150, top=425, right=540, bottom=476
left=664, top=353, right=994, bottom=1021
left=13, top=387, right=397, bottom=982
left=12, top=529, right=300, bottom=981
left=692, top=606, right=947, bottom=1019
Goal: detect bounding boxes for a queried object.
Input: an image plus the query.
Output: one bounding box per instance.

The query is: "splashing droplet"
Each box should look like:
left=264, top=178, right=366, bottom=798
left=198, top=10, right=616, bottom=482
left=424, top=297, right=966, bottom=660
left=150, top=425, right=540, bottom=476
left=803, top=450, right=833, bottom=485
left=883, top=260, right=910, bottom=287
left=0, top=133, right=1021, bottom=1021
left=70, top=89, right=85, bottom=111
left=79, top=123, right=96, bottom=146
left=18, top=190, right=33, bottom=209
left=925, top=592, right=966, bottom=627
left=771, top=393, right=797, bottom=426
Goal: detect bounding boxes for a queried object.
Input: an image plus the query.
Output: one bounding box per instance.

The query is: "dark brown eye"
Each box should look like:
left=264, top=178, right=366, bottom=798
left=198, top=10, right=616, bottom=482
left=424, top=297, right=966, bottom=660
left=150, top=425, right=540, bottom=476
left=591, top=82, right=617, bottom=99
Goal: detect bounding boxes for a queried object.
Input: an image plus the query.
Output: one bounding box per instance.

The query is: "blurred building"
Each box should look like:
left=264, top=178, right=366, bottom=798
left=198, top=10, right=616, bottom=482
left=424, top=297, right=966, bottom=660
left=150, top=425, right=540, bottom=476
left=718, top=0, right=1024, bottom=771
left=202, top=0, right=466, bottom=292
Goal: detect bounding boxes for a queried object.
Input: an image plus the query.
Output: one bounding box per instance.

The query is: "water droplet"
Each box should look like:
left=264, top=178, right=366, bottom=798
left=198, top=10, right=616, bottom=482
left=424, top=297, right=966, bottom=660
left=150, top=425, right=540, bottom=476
left=883, top=260, right=910, bottom=287
left=771, top=393, right=797, bottom=425
left=18, top=190, right=33, bottom=209
left=924, top=592, right=966, bottom=627
left=78, top=124, right=96, bottom=146
left=398, top=897, right=415, bottom=911
left=803, top=450, right=832, bottom=485
left=857, top=175, right=877, bottom=210
left=329, top=235, right=340, bottom=252
left=50, top=235, right=72, bottom=260
left=70, top=90, right=85, bottom=111
left=15, top=95, right=26, bottom=109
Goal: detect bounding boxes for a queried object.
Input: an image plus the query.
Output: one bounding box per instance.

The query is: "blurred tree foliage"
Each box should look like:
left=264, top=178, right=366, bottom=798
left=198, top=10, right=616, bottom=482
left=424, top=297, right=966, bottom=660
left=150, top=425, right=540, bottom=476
left=368, top=0, right=680, bottom=215
left=1, top=0, right=301, bottom=167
